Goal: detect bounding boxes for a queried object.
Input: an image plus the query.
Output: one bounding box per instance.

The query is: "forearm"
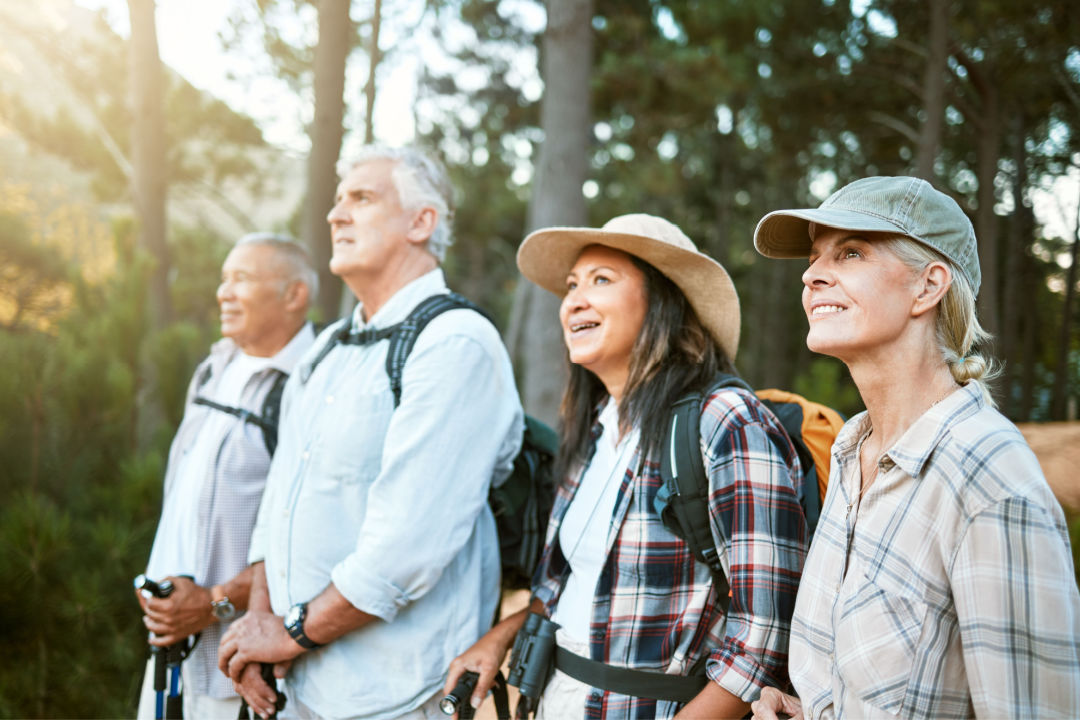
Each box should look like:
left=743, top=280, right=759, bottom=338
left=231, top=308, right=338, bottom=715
left=213, top=564, right=254, bottom=613
left=246, top=562, right=270, bottom=613
left=302, top=582, right=378, bottom=646
left=675, top=680, right=750, bottom=720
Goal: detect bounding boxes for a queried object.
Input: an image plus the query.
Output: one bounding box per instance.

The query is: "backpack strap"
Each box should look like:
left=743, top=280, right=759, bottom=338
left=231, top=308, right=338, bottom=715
left=659, top=373, right=750, bottom=615
left=192, top=370, right=288, bottom=456
left=384, top=292, right=490, bottom=408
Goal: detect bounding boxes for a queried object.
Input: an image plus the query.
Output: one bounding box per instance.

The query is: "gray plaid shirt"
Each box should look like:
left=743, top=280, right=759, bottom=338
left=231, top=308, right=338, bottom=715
left=150, top=324, right=315, bottom=698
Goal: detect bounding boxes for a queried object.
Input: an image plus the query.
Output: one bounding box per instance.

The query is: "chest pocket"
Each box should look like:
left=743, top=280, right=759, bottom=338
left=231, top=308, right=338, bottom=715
left=309, top=383, right=394, bottom=485
left=613, top=479, right=695, bottom=588
left=834, top=565, right=929, bottom=714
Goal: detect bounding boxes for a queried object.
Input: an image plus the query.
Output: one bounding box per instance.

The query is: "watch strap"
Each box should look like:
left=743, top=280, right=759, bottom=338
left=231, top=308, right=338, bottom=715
left=286, top=602, right=322, bottom=649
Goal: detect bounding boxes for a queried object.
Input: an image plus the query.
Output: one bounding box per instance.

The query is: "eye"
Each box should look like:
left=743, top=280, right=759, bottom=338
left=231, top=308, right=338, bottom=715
left=565, top=279, right=578, bottom=291
left=593, top=274, right=611, bottom=285
left=840, top=247, right=862, bottom=260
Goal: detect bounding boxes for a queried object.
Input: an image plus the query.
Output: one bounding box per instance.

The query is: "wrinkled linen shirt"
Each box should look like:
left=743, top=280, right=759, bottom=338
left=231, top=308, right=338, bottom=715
left=533, top=387, right=807, bottom=720
left=248, top=269, right=523, bottom=720
left=146, top=324, right=315, bottom=698
left=789, top=382, right=1080, bottom=719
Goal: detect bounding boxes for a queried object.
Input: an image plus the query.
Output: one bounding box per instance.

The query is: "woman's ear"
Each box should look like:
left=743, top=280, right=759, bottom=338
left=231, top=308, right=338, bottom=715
left=911, top=261, right=951, bottom=318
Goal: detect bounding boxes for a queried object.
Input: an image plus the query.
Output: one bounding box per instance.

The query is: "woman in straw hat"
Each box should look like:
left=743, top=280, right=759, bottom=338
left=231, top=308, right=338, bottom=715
left=444, top=214, right=807, bottom=719
left=749, top=176, right=1080, bottom=720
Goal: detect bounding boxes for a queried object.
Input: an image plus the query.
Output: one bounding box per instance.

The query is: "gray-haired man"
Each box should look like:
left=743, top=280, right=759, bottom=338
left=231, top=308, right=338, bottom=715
left=218, top=146, right=523, bottom=719
left=135, top=234, right=317, bottom=718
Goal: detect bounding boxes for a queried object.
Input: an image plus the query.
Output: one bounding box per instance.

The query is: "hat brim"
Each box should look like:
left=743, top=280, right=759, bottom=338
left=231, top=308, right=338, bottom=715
left=517, top=226, right=741, bottom=361
left=754, top=208, right=911, bottom=258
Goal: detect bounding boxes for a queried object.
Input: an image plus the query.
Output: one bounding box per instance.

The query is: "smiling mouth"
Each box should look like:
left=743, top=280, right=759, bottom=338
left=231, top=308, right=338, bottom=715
left=569, top=322, right=599, bottom=333
left=811, top=305, right=846, bottom=316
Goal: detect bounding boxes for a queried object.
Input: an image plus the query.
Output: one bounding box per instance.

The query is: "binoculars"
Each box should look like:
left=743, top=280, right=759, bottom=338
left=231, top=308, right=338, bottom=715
left=506, top=612, right=558, bottom=701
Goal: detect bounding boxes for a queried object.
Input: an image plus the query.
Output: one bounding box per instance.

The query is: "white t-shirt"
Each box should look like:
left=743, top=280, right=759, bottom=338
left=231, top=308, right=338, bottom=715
left=553, top=399, right=640, bottom=641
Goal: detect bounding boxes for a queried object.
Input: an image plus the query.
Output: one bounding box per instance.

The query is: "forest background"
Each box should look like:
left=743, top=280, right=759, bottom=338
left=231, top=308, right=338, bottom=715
left=1, top=0, right=1078, bottom=716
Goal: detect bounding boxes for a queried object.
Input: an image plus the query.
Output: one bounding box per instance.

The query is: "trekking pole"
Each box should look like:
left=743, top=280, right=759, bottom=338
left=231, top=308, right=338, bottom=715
left=134, top=574, right=179, bottom=720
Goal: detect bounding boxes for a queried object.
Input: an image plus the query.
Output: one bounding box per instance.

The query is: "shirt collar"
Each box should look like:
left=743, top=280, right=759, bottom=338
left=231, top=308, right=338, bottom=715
left=832, top=382, right=984, bottom=480
left=207, top=321, right=316, bottom=377
left=351, top=268, right=447, bottom=331
left=885, top=382, right=983, bottom=478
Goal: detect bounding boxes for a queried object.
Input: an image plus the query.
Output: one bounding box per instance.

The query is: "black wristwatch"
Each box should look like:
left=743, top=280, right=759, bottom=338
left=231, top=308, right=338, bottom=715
left=284, top=602, right=321, bottom=649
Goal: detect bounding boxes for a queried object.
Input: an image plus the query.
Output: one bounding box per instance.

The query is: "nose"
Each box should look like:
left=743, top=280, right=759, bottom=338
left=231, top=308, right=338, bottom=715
left=802, top=256, right=833, bottom=289
left=217, top=278, right=234, bottom=303
left=327, top=199, right=348, bottom=225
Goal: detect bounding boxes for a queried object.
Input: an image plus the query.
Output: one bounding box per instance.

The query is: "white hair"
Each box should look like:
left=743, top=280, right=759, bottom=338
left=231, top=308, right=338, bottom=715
left=235, top=232, right=319, bottom=305
left=338, top=144, right=455, bottom=262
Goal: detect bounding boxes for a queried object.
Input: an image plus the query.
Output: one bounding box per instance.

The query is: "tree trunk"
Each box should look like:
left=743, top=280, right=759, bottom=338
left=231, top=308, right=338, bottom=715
left=303, top=0, right=351, bottom=321
left=1050, top=179, right=1080, bottom=420
left=506, top=0, right=594, bottom=426
left=914, top=0, right=947, bottom=180
left=1001, top=116, right=1030, bottom=418
left=363, top=0, right=382, bottom=146
left=127, top=0, right=170, bottom=328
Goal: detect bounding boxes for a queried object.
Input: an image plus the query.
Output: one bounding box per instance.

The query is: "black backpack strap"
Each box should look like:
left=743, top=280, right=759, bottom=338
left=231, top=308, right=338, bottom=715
left=384, top=292, right=491, bottom=408
left=258, top=371, right=288, bottom=455
left=660, top=373, right=751, bottom=615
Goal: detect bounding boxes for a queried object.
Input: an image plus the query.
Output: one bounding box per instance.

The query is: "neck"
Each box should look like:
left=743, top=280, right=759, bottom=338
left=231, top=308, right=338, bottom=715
left=848, top=347, right=957, bottom=452
left=346, top=255, right=438, bottom=322
left=236, top=317, right=306, bottom=358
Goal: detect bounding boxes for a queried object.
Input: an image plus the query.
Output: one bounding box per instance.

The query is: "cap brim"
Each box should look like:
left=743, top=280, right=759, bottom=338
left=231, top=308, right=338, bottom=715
left=754, top=208, right=911, bottom=258
left=517, top=226, right=741, bottom=361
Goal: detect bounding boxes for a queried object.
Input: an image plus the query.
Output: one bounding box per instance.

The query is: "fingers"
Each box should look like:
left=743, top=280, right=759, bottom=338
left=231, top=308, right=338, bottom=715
left=750, top=687, right=802, bottom=720
left=750, top=687, right=784, bottom=720
left=234, top=664, right=278, bottom=719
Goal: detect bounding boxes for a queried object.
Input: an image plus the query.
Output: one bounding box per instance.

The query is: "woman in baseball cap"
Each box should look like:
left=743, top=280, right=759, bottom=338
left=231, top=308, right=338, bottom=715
left=750, top=177, right=1080, bottom=719
left=444, top=214, right=807, bottom=719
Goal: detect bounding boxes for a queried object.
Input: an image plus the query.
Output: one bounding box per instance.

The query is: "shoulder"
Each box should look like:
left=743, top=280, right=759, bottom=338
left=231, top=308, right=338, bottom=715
left=700, top=385, right=783, bottom=438
left=411, top=298, right=506, bottom=359
left=937, top=404, right=1056, bottom=516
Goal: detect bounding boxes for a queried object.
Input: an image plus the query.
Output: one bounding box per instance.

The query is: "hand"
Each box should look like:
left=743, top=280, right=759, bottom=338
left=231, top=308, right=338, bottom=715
left=218, top=610, right=302, bottom=683
left=233, top=661, right=291, bottom=719
left=750, top=687, right=804, bottom=720
left=140, top=576, right=214, bottom=646
left=443, top=627, right=514, bottom=716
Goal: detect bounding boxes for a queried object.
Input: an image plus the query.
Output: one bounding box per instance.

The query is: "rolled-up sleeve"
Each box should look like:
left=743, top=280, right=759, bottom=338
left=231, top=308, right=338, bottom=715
left=702, top=393, right=807, bottom=700
left=331, top=331, right=522, bottom=622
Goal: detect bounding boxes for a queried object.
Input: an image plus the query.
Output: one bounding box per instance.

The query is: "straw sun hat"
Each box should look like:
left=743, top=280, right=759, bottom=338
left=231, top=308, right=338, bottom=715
left=516, top=213, right=741, bottom=361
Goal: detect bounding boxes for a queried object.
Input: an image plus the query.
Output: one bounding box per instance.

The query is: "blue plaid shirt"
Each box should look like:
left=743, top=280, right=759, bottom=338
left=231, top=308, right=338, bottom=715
left=789, top=382, right=1080, bottom=719
left=533, top=387, right=807, bottom=719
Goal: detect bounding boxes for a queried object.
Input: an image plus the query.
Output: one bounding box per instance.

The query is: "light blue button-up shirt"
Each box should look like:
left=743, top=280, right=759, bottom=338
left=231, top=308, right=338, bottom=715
left=249, top=269, right=523, bottom=719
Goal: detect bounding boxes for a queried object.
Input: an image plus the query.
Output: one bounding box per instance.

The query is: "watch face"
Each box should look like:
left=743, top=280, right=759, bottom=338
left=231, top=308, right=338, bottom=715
left=212, top=599, right=236, bottom=621
left=285, top=603, right=302, bottom=627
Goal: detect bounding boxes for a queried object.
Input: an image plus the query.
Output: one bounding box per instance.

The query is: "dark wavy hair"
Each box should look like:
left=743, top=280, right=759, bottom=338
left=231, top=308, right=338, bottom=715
left=555, top=255, right=736, bottom=480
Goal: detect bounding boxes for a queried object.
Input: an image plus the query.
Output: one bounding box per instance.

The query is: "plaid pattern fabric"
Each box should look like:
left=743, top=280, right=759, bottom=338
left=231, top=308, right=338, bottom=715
left=789, top=382, right=1080, bottom=719
left=533, top=387, right=807, bottom=719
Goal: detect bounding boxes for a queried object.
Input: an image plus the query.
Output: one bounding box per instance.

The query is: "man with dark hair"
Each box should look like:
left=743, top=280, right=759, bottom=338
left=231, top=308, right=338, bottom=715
left=219, top=146, right=523, bottom=719
left=135, top=234, right=317, bottom=718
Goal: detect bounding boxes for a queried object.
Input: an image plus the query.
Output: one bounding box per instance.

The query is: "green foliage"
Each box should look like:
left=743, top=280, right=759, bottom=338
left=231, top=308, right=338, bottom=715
left=792, top=357, right=864, bottom=420
left=0, top=211, right=222, bottom=716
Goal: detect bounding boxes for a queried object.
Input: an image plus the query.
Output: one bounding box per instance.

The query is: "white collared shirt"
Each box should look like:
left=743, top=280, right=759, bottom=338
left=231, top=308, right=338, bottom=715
left=249, top=269, right=523, bottom=720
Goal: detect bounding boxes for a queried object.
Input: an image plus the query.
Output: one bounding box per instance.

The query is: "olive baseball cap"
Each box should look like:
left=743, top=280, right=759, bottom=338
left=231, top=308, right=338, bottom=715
left=754, top=176, right=981, bottom=293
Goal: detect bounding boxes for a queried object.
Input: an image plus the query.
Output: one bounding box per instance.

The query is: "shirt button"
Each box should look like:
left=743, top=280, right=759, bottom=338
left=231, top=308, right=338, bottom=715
left=302, top=451, right=310, bottom=460
left=326, top=395, right=334, bottom=404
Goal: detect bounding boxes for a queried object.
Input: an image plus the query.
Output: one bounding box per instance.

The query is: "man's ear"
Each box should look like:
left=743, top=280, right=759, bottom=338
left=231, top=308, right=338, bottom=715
left=405, top=207, right=438, bottom=247
left=283, top=280, right=310, bottom=314
left=911, top=261, right=951, bottom=318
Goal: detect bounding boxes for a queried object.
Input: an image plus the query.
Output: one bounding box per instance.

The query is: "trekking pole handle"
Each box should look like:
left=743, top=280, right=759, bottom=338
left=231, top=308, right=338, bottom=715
left=134, top=573, right=175, bottom=599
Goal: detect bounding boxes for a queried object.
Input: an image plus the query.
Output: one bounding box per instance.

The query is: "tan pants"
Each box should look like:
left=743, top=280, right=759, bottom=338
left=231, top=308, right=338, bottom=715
left=535, top=631, right=591, bottom=720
